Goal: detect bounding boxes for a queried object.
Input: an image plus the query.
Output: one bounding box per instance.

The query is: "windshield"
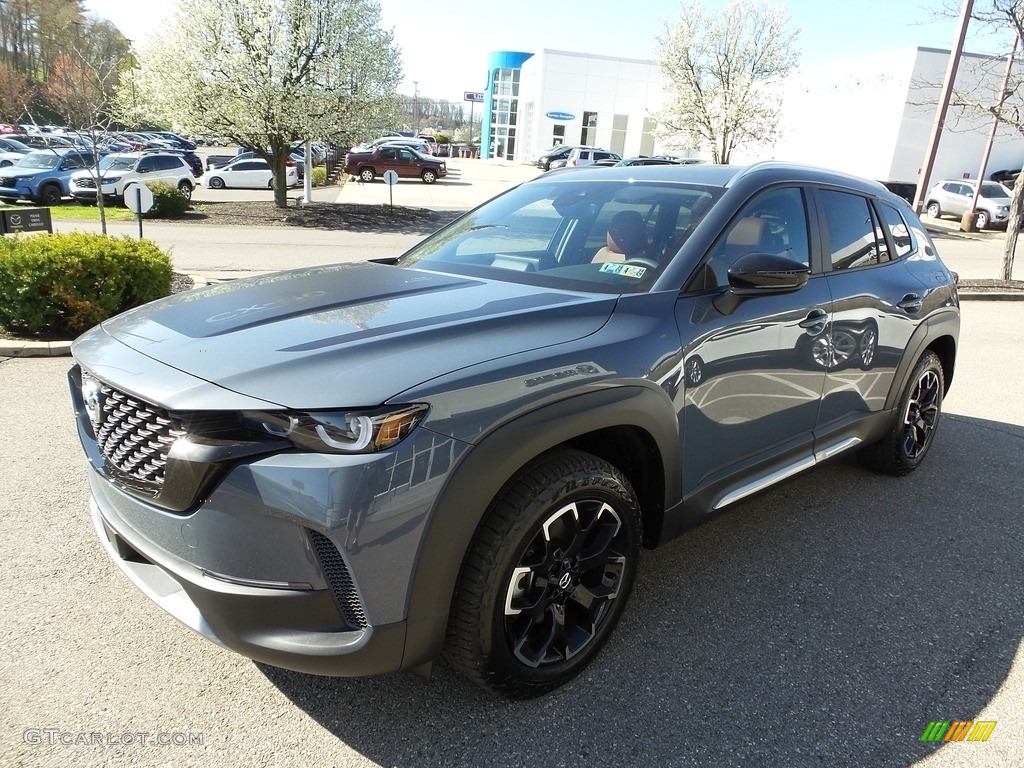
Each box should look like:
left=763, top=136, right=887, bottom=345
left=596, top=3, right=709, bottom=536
left=980, top=182, right=1011, bottom=199
left=0, top=138, right=31, bottom=152
left=16, top=152, right=62, bottom=169
left=99, top=155, right=138, bottom=172
left=399, top=178, right=721, bottom=293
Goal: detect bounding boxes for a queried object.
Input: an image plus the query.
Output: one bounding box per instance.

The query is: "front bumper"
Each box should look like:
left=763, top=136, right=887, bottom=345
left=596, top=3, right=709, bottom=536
left=70, top=357, right=468, bottom=677
left=89, top=485, right=408, bottom=676
left=0, top=184, right=30, bottom=200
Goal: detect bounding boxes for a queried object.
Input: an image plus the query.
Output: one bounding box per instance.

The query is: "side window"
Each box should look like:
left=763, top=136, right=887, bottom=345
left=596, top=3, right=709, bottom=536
left=819, top=189, right=885, bottom=270
left=700, top=187, right=810, bottom=288
left=399, top=149, right=414, bottom=161
left=379, top=147, right=396, bottom=160
left=878, top=203, right=913, bottom=259
left=137, top=158, right=158, bottom=173
left=61, top=154, right=88, bottom=171
left=155, top=156, right=178, bottom=171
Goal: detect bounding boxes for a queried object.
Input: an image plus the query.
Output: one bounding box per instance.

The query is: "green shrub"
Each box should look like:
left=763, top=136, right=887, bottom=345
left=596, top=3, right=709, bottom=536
left=0, top=232, right=173, bottom=336
left=311, top=166, right=327, bottom=186
left=144, top=181, right=190, bottom=218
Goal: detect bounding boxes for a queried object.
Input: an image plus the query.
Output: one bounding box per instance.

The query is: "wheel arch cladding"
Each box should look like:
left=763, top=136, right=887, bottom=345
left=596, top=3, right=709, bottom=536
left=884, top=311, right=959, bottom=411
left=398, top=385, right=680, bottom=670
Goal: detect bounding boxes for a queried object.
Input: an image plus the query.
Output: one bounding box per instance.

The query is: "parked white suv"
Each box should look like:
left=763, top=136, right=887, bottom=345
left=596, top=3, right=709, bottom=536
left=69, top=152, right=195, bottom=205
left=566, top=147, right=621, bottom=167
left=924, top=178, right=1012, bottom=229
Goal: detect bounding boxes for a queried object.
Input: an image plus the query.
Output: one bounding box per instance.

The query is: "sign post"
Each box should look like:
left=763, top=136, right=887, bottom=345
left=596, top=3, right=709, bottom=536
left=464, top=91, right=485, bottom=154
left=123, top=183, right=154, bottom=238
left=383, top=169, right=399, bottom=211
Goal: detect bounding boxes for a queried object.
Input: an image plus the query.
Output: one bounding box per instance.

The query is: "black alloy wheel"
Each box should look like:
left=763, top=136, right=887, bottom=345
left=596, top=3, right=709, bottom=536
left=39, top=184, right=62, bottom=206
left=446, top=448, right=641, bottom=698
left=859, top=351, right=944, bottom=475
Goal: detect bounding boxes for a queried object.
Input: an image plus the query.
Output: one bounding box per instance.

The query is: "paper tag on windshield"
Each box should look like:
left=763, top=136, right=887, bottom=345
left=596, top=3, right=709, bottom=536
left=599, top=262, right=647, bottom=279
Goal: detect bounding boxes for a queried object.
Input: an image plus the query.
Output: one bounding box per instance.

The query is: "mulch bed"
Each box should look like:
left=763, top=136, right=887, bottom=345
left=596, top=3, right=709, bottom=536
left=176, top=200, right=459, bottom=234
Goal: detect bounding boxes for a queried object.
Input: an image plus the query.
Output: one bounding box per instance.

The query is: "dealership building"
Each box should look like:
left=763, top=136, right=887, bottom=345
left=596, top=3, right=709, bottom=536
left=479, top=46, right=1024, bottom=186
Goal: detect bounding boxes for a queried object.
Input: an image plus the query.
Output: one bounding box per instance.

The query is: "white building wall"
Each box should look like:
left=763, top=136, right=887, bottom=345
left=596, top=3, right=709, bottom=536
left=510, top=45, right=1024, bottom=185
left=516, top=50, right=667, bottom=163
left=752, top=46, right=1024, bottom=187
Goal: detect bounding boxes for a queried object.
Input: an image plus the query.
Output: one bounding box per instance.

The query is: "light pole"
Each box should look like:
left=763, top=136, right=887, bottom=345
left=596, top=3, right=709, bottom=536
left=413, top=81, right=419, bottom=134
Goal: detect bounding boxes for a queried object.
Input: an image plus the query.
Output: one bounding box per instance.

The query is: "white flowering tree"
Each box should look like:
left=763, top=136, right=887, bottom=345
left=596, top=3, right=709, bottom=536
left=115, top=0, right=402, bottom=207
left=655, top=0, right=800, bottom=164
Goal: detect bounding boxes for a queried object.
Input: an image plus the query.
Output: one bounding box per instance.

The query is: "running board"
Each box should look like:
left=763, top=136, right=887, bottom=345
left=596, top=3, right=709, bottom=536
left=712, top=437, right=862, bottom=511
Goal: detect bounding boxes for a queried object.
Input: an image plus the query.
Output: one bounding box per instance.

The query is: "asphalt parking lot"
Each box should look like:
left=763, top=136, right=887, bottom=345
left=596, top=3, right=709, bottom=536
left=1, top=308, right=1023, bottom=767
left=2, top=160, right=1023, bottom=766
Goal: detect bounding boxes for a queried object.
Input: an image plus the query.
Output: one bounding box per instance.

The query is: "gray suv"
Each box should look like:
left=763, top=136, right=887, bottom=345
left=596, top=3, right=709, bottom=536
left=69, top=162, right=960, bottom=698
left=924, top=178, right=1012, bottom=229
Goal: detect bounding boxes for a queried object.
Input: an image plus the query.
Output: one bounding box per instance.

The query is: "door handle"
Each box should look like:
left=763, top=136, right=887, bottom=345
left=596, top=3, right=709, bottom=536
left=898, top=293, right=923, bottom=312
left=799, top=309, right=829, bottom=332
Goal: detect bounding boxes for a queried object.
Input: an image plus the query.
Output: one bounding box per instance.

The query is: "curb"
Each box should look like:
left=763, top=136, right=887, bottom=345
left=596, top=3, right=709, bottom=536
left=2, top=278, right=1019, bottom=359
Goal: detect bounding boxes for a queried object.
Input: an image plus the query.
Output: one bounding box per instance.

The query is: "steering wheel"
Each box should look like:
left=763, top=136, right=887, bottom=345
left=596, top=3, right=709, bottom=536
left=623, top=258, right=659, bottom=270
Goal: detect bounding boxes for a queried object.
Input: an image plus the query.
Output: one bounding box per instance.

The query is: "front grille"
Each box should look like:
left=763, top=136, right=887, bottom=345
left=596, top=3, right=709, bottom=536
left=308, top=531, right=368, bottom=630
left=74, top=177, right=96, bottom=189
left=91, top=378, right=185, bottom=489
left=0, top=176, right=15, bottom=187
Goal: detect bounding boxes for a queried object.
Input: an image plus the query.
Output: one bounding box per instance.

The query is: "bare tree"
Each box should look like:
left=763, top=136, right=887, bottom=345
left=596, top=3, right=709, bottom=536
left=119, top=0, right=403, bottom=208
left=655, top=0, right=799, bottom=164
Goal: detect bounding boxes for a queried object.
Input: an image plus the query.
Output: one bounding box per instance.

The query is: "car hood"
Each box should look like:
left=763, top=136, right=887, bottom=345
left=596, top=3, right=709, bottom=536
left=96, top=262, right=617, bottom=409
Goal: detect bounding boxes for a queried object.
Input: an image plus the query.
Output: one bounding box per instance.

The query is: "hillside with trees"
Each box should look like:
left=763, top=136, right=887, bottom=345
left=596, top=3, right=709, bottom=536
left=0, top=0, right=130, bottom=124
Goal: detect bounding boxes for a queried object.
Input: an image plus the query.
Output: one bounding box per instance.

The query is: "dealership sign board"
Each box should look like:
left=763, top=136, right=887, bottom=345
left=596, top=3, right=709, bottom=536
left=464, top=91, right=485, bottom=102
left=545, top=111, right=575, bottom=121
left=1, top=207, right=52, bottom=234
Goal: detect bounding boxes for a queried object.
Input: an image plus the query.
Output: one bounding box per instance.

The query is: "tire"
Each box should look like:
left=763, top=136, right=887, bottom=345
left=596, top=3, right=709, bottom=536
left=858, top=351, right=944, bottom=476
left=359, top=167, right=375, bottom=183
left=208, top=176, right=225, bottom=190
left=39, top=184, right=62, bottom=206
left=421, top=169, right=437, bottom=184
left=685, top=355, right=704, bottom=386
left=926, top=201, right=941, bottom=219
left=976, top=210, right=990, bottom=229
left=0, top=160, right=11, bottom=167
left=177, top=180, right=193, bottom=200
left=445, top=448, right=641, bottom=698
left=268, top=179, right=274, bottom=189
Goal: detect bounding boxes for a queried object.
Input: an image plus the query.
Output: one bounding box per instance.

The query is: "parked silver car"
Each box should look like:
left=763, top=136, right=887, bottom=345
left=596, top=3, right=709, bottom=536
left=924, top=179, right=1012, bottom=229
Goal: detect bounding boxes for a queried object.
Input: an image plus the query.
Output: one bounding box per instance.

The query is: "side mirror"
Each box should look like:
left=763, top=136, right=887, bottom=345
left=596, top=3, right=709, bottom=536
left=727, top=252, right=810, bottom=294
left=714, top=252, right=810, bottom=314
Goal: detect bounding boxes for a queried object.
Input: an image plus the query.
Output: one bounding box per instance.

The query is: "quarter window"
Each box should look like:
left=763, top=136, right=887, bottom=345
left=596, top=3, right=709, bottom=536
left=878, top=203, right=913, bottom=258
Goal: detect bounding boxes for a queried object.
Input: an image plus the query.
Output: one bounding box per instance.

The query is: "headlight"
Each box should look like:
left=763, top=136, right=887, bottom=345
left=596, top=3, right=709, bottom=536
left=242, top=404, right=428, bottom=453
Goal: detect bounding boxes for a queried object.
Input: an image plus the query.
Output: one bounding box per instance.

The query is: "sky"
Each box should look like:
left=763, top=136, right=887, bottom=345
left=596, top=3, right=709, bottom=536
left=83, top=0, right=1011, bottom=103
